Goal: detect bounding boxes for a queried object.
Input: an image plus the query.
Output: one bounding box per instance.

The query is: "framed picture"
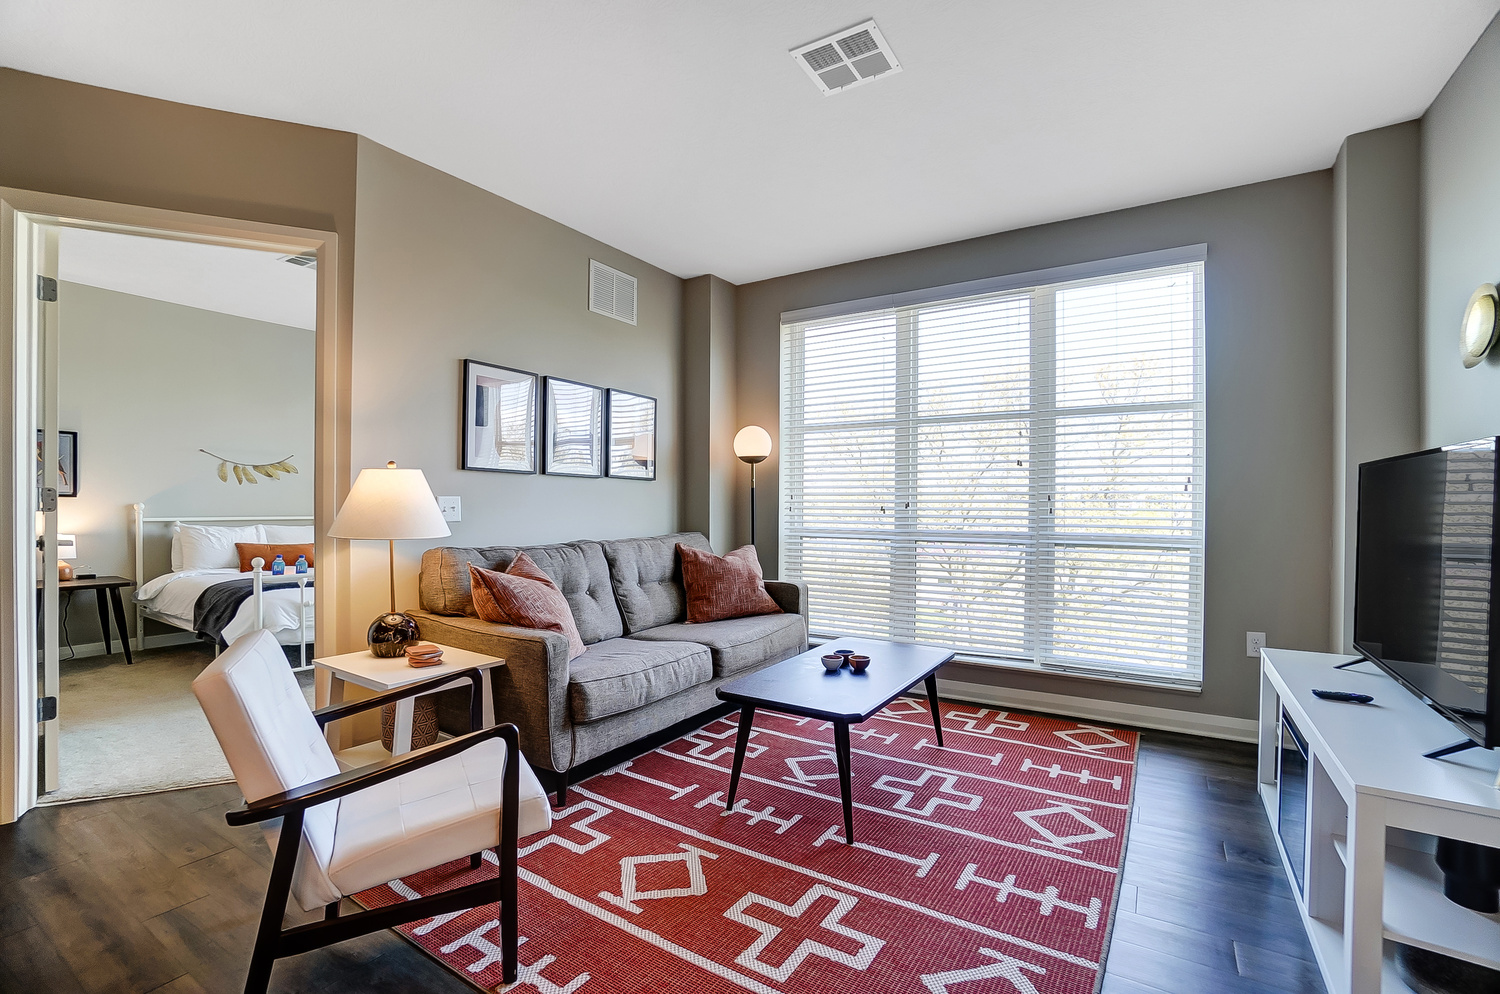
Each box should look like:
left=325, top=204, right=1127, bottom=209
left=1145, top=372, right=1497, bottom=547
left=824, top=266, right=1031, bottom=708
left=37, top=430, right=78, bottom=497
left=606, top=389, right=656, bottom=481
left=462, top=359, right=538, bottom=473
left=543, top=377, right=605, bottom=477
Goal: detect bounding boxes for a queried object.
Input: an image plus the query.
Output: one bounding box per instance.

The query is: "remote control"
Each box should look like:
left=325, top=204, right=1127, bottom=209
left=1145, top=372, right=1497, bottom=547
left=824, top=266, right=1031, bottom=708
left=1312, top=689, right=1374, bottom=704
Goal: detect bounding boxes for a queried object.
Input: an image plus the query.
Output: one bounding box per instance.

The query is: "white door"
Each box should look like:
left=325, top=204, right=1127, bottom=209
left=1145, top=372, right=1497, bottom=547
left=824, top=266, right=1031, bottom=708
left=34, top=224, right=61, bottom=795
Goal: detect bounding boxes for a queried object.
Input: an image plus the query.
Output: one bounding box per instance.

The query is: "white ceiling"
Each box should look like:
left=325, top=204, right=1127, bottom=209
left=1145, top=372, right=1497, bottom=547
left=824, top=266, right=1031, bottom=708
left=4, top=1, right=1497, bottom=284
left=58, top=228, right=316, bottom=330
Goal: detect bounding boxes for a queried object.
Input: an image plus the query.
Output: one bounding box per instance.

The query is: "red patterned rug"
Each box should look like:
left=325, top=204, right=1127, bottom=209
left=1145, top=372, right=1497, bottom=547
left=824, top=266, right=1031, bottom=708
left=356, top=699, right=1138, bottom=993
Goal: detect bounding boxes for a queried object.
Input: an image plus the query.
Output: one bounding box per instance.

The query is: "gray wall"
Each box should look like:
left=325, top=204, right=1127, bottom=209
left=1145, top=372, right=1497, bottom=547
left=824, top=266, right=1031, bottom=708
left=1423, top=13, right=1500, bottom=447
left=350, top=137, right=683, bottom=630
left=680, top=275, right=738, bottom=551
left=57, top=282, right=315, bottom=647
left=1330, top=123, right=1421, bottom=651
left=735, top=173, right=1334, bottom=721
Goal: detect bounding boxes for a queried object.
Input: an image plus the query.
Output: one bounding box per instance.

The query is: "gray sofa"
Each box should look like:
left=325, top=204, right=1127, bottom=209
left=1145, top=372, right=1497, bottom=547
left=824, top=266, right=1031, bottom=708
left=410, top=531, right=808, bottom=802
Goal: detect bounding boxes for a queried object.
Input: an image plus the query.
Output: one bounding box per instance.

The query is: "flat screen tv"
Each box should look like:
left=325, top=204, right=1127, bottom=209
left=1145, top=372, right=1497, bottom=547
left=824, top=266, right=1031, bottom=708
left=1353, top=437, right=1500, bottom=753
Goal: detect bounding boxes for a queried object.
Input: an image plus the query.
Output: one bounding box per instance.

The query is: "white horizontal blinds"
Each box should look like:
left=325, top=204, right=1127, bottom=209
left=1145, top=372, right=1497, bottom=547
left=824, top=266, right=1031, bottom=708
left=782, top=258, right=1205, bottom=686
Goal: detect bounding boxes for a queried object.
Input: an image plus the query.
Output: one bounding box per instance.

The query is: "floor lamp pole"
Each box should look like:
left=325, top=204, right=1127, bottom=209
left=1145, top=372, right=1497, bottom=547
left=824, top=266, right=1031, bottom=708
left=749, top=462, right=757, bottom=546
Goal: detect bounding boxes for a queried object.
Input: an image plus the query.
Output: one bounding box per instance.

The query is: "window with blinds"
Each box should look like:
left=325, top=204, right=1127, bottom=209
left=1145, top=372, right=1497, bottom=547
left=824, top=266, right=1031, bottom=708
left=779, top=252, right=1206, bottom=687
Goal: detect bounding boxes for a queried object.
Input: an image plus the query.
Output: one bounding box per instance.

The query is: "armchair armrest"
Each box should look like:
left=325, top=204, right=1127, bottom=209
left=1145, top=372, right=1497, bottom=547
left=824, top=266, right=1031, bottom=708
left=313, top=668, right=485, bottom=733
left=226, top=722, right=519, bottom=827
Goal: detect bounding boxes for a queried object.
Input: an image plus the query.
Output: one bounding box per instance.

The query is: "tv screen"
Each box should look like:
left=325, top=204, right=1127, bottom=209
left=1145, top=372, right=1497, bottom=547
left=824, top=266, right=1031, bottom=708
left=1354, top=438, right=1499, bottom=748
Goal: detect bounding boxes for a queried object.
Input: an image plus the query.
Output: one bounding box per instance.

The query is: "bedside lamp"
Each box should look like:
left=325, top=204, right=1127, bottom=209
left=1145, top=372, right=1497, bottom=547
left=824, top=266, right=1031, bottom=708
left=733, top=426, right=773, bottom=546
left=327, top=461, right=451, bottom=656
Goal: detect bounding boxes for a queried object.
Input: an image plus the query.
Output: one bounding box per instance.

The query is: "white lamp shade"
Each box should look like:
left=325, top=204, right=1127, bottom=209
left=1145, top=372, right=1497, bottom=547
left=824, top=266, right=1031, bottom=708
left=326, top=463, right=452, bottom=541
left=734, top=426, right=773, bottom=461
left=56, top=534, right=76, bottom=560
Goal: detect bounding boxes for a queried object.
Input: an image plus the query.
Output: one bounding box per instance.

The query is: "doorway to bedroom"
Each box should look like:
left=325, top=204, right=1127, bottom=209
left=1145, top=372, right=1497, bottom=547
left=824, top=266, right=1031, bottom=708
left=40, top=227, right=318, bottom=803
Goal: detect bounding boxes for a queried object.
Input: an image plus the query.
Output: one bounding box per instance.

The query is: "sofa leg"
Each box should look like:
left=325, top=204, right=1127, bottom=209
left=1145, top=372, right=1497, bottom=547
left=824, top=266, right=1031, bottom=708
left=554, top=768, right=569, bottom=808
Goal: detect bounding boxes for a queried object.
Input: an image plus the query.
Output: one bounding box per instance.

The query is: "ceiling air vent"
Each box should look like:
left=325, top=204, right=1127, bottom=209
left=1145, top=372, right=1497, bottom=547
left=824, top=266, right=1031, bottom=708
left=791, top=20, right=902, bottom=96
left=279, top=253, right=317, bottom=270
left=589, top=260, right=638, bottom=325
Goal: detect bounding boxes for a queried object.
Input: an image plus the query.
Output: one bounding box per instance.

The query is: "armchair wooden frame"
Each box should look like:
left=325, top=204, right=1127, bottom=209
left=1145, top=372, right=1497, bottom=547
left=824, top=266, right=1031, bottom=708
left=223, top=669, right=520, bottom=993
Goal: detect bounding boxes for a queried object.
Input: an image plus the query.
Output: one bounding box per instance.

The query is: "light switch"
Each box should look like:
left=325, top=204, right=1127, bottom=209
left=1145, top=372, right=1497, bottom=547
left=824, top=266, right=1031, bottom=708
left=437, top=496, right=462, bottom=522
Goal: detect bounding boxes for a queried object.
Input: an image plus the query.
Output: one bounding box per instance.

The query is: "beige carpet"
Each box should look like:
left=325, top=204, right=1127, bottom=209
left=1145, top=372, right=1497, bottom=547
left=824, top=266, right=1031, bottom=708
left=49, top=642, right=315, bottom=803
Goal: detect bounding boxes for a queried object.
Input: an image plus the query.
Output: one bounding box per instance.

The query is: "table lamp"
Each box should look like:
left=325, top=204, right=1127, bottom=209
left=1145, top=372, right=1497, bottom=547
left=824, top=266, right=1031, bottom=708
left=733, top=426, right=773, bottom=546
left=327, top=461, right=452, bottom=656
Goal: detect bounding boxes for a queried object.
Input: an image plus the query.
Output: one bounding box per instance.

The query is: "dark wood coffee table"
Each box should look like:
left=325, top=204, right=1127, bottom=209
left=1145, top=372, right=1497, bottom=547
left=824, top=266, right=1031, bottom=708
left=716, top=637, right=955, bottom=844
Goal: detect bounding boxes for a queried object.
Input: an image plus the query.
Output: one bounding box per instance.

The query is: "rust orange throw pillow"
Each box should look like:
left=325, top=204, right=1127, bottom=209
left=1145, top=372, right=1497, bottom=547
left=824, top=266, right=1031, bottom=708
left=678, top=543, right=783, bottom=624
left=468, top=552, right=586, bottom=660
left=235, top=543, right=314, bottom=573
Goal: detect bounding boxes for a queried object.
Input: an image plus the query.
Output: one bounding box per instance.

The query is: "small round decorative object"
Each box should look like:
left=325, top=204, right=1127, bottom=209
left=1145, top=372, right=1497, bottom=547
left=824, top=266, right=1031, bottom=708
left=1461, top=283, right=1499, bottom=369
left=849, top=654, right=870, bottom=673
left=368, top=612, right=420, bottom=657
left=821, top=654, right=844, bottom=672
left=833, top=649, right=855, bottom=668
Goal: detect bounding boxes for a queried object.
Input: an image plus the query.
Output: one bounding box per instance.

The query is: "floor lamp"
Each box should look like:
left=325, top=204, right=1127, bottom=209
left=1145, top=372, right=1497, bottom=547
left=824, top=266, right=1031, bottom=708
left=733, top=426, right=773, bottom=546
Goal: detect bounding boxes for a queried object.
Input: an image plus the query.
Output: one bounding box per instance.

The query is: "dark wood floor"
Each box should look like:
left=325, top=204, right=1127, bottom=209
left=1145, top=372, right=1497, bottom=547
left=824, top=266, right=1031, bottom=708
left=0, top=728, right=1325, bottom=994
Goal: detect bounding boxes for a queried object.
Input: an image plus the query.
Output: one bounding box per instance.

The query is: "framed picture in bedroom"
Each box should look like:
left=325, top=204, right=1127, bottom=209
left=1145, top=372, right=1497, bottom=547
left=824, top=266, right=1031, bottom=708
left=36, top=430, right=78, bottom=497
left=543, top=376, right=604, bottom=477
left=606, top=389, right=656, bottom=481
left=462, top=359, right=538, bottom=474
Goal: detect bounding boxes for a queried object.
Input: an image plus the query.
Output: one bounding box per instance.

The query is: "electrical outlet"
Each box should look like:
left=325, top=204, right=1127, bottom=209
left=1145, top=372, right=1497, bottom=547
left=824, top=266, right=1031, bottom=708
left=1246, top=631, right=1266, bottom=658
left=437, top=496, right=462, bottom=522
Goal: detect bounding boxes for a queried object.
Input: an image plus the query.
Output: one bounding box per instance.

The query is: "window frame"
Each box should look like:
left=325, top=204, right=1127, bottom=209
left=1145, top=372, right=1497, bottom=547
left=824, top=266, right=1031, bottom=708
left=779, top=246, right=1208, bottom=690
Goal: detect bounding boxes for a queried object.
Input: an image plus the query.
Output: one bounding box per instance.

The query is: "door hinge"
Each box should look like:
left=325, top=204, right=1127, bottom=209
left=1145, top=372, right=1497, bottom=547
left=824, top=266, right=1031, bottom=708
left=38, top=486, right=57, bottom=512
left=37, top=697, right=57, bottom=722
left=36, top=276, right=57, bottom=302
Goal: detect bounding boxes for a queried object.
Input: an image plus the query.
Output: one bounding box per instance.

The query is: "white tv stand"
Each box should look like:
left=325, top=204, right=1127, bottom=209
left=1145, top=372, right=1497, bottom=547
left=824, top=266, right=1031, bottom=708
left=1258, top=649, right=1500, bottom=993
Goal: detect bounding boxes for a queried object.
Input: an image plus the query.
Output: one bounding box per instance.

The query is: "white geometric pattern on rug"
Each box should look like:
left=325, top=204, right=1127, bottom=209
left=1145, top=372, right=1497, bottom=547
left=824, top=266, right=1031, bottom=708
left=725, top=884, right=886, bottom=982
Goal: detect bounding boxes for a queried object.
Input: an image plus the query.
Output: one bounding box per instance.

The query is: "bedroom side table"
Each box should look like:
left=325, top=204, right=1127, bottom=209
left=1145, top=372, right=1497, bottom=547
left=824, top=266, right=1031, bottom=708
left=37, top=575, right=136, bottom=664
left=313, top=644, right=504, bottom=756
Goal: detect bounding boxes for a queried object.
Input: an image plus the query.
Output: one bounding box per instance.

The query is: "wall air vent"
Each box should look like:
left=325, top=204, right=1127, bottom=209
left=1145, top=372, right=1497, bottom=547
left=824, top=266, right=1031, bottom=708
left=589, top=259, right=638, bottom=325
left=280, top=253, right=317, bottom=269
left=791, top=20, right=902, bottom=96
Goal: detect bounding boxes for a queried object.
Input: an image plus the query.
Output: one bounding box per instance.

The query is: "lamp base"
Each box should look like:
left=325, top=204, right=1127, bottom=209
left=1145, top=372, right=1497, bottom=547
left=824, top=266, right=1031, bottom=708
left=368, top=612, right=420, bottom=657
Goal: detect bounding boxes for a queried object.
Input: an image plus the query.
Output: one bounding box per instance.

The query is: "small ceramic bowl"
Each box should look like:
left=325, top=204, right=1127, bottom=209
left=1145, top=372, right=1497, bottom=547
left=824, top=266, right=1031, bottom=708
left=849, top=654, right=870, bottom=673
left=833, top=649, right=855, bottom=668
left=821, top=654, right=844, bottom=672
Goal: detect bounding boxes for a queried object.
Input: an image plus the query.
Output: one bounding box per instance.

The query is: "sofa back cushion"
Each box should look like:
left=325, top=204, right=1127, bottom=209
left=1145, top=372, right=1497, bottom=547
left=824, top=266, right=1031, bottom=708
left=419, top=541, right=623, bottom=644
left=601, top=532, right=711, bottom=634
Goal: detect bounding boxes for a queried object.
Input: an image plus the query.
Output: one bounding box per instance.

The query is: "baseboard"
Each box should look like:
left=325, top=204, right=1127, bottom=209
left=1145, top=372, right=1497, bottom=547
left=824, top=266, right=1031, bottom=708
left=935, top=677, right=1258, bottom=743
left=56, top=631, right=201, bottom=660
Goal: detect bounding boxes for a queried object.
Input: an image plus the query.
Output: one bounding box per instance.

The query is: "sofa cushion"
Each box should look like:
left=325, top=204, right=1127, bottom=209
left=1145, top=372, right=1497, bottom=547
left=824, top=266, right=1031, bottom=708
left=679, top=543, right=783, bottom=624
left=601, top=532, right=711, bottom=634
left=568, top=638, right=712, bottom=723
left=469, top=556, right=587, bottom=661
left=629, top=613, right=808, bottom=678
left=420, top=541, right=623, bottom=644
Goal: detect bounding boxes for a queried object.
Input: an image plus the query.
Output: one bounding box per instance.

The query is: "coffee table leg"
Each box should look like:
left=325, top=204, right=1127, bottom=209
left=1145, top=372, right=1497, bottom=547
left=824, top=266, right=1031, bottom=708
left=833, top=720, right=854, bottom=844
left=924, top=673, right=942, bottom=746
left=726, top=706, right=756, bottom=808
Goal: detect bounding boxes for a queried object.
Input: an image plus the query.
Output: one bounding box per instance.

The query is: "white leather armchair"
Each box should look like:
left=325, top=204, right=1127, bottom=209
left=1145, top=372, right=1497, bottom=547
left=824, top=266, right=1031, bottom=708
left=193, top=629, right=551, bottom=993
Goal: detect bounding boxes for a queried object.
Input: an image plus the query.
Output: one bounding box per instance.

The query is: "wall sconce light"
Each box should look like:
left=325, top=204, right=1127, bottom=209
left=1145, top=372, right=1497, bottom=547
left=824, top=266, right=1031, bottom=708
left=1462, top=283, right=1499, bottom=368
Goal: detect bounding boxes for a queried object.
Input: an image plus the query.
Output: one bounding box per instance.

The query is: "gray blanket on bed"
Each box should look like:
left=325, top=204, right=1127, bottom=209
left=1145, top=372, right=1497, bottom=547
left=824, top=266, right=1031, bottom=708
left=193, top=576, right=313, bottom=647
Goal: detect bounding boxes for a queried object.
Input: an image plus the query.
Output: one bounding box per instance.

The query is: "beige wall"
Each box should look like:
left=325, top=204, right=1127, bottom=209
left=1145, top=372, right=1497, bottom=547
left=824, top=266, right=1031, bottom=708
left=56, top=281, right=315, bottom=647
left=736, top=173, right=1335, bottom=722
left=1422, top=12, right=1500, bottom=447
left=348, top=137, right=683, bottom=631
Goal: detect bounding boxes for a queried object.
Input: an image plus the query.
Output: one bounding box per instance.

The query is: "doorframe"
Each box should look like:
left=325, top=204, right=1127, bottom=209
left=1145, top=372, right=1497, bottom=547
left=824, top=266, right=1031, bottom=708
left=1, top=188, right=350, bottom=823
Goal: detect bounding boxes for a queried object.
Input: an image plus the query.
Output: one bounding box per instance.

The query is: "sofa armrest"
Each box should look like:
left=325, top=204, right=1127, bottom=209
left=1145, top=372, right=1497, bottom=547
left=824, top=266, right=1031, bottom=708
left=410, top=610, right=574, bottom=773
left=764, top=580, right=808, bottom=629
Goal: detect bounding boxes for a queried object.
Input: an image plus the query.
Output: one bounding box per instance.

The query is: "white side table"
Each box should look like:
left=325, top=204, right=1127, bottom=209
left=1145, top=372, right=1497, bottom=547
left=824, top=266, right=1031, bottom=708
left=314, top=644, right=504, bottom=755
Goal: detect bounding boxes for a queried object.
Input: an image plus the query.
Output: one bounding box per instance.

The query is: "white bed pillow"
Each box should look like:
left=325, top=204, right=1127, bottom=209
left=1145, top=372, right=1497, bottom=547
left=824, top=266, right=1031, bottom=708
left=262, top=524, right=315, bottom=544
left=173, top=522, right=265, bottom=571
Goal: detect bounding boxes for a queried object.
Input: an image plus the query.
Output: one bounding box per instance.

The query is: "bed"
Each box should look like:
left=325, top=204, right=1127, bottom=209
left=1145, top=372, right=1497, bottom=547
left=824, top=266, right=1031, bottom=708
left=130, top=504, right=315, bottom=669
